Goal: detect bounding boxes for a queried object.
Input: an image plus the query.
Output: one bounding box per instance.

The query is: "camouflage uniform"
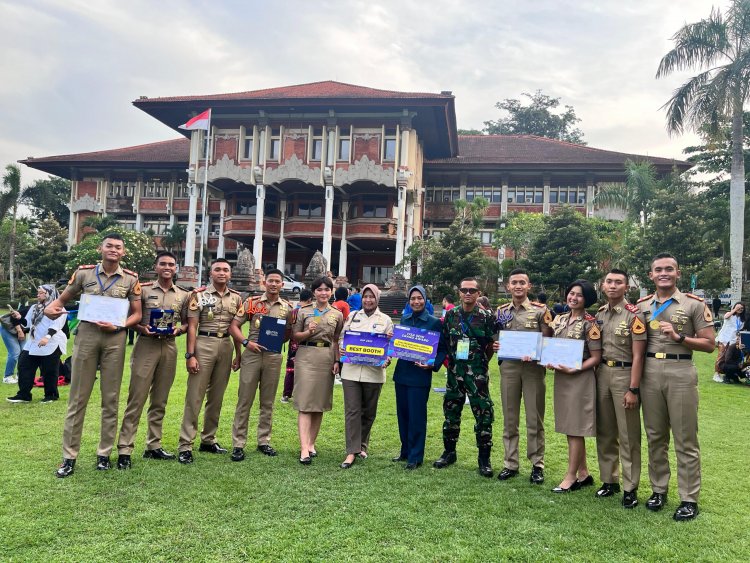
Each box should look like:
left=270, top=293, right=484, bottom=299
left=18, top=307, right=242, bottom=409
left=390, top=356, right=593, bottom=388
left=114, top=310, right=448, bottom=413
left=441, top=305, right=496, bottom=448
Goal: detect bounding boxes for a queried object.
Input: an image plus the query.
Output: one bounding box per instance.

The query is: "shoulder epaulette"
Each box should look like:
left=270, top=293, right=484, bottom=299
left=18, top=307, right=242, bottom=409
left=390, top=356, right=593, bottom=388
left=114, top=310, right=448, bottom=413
left=584, top=313, right=596, bottom=322
left=176, top=285, right=192, bottom=292
left=193, top=286, right=206, bottom=293
left=498, top=303, right=511, bottom=310
left=637, top=294, right=653, bottom=304
left=78, top=264, right=96, bottom=270
left=123, top=268, right=138, bottom=277
left=281, top=298, right=293, bottom=307
left=625, top=303, right=639, bottom=313
left=686, top=293, right=704, bottom=301
left=228, top=287, right=241, bottom=294
left=597, top=304, right=607, bottom=312
left=530, top=301, right=545, bottom=307
left=140, top=281, right=154, bottom=287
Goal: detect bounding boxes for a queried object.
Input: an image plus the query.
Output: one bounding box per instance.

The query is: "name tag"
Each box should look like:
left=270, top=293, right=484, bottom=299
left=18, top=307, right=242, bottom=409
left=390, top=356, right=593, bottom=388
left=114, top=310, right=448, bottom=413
left=457, top=338, right=470, bottom=360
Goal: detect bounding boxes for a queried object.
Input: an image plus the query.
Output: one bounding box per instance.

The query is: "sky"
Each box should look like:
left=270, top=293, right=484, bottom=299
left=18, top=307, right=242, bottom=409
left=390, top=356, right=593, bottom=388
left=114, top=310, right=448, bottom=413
left=1, top=0, right=721, bottom=185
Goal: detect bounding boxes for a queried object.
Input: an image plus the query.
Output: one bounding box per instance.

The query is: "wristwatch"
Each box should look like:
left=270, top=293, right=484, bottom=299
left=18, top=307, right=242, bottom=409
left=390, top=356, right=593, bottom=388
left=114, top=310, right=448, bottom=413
left=185, top=352, right=195, bottom=359
left=242, top=338, right=250, bottom=347
left=628, top=387, right=640, bottom=395
left=677, top=333, right=686, bottom=343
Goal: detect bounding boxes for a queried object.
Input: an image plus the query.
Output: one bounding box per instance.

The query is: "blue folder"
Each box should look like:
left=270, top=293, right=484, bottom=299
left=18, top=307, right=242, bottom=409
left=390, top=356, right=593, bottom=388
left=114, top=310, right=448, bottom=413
left=257, top=315, right=286, bottom=353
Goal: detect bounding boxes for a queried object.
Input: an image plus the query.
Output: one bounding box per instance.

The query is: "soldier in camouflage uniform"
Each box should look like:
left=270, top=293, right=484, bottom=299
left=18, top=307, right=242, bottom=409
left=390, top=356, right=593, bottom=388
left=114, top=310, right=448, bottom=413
left=433, top=277, right=496, bottom=477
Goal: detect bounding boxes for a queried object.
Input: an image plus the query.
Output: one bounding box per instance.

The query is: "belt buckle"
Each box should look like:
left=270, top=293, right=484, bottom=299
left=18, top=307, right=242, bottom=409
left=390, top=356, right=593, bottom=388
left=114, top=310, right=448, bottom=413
left=655, top=352, right=667, bottom=359
left=317, top=342, right=324, bottom=347
left=606, top=360, right=616, bottom=367
left=217, top=332, right=224, bottom=338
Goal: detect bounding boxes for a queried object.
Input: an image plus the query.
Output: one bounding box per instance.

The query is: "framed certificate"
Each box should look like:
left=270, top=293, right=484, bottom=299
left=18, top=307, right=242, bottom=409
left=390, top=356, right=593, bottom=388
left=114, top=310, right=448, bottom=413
left=78, top=294, right=129, bottom=327
left=539, top=337, right=585, bottom=370
left=387, top=325, right=440, bottom=365
left=497, top=330, right=542, bottom=361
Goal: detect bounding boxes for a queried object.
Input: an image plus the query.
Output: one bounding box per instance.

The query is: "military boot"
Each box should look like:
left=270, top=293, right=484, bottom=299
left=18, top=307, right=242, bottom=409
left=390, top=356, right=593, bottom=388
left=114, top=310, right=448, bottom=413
left=478, top=445, right=493, bottom=478
left=433, top=441, right=457, bottom=469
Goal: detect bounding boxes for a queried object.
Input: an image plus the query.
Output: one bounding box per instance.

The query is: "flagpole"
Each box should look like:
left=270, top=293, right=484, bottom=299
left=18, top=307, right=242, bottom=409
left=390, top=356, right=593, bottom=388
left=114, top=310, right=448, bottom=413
left=197, top=109, right=212, bottom=286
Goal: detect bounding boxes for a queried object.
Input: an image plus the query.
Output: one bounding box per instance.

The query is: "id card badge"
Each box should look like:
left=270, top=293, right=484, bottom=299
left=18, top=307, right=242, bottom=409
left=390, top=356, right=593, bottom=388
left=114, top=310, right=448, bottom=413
left=457, top=338, right=470, bottom=360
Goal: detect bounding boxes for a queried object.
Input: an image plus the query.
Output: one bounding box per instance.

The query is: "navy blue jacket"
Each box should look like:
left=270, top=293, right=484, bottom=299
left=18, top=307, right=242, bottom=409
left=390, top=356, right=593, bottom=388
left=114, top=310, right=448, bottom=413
left=393, top=310, right=447, bottom=388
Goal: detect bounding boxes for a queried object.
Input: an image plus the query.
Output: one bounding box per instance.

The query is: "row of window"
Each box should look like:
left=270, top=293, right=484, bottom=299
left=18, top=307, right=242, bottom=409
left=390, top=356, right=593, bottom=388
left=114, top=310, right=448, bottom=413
left=108, top=181, right=193, bottom=199
left=425, top=186, right=587, bottom=204
left=234, top=197, right=393, bottom=220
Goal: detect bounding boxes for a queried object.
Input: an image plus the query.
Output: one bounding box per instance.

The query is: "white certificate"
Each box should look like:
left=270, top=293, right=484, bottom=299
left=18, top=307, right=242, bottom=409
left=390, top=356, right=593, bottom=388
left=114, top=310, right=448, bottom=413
left=78, top=294, right=130, bottom=327
left=539, top=337, right=585, bottom=370
left=497, top=330, right=542, bottom=361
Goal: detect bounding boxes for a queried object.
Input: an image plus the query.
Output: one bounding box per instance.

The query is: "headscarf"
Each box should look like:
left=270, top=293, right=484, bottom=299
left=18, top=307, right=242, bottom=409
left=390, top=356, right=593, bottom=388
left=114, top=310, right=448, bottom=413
left=403, top=285, right=429, bottom=320
left=361, top=283, right=381, bottom=305
left=30, top=284, right=59, bottom=336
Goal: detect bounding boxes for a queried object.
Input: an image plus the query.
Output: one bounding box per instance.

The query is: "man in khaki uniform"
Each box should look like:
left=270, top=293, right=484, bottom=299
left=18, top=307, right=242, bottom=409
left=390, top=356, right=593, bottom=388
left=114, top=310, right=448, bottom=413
left=595, top=268, right=647, bottom=508
left=228, top=268, right=293, bottom=461
left=637, top=253, right=714, bottom=521
left=116, top=251, right=189, bottom=469
left=493, top=268, right=552, bottom=484
left=45, top=233, right=142, bottom=478
left=178, top=259, right=243, bottom=464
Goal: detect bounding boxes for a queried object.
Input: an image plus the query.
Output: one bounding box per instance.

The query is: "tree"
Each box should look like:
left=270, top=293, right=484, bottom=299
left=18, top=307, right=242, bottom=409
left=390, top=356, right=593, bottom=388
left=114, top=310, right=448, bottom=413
left=483, top=90, right=586, bottom=144
left=656, top=0, right=750, bottom=302
left=400, top=198, right=495, bottom=299
left=593, top=159, right=658, bottom=233
left=161, top=223, right=187, bottom=263
left=1, top=164, right=25, bottom=299
left=81, top=214, right=119, bottom=235
left=66, top=227, right=156, bottom=276
left=492, top=212, right=544, bottom=266
left=19, top=218, right=69, bottom=282
left=457, top=128, right=483, bottom=135
left=23, top=176, right=71, bottom=227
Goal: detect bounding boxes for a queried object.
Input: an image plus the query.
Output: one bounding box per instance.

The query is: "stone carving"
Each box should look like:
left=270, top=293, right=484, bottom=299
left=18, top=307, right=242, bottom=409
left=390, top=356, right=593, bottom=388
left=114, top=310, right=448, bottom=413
left=334, top=155, right=394, bottom=187
left=234, top=247, right=255, bottom=278
left=231, top=246, right=261, bottom=294
left=201, top=154, right=254, bottom=184
left=304, top=250, right=328, bottom=284
left=353, top=133, right=379, bottom=141
left=70, top=193, right=102, bottom=213
left=263, top=154, right=321, bottom=185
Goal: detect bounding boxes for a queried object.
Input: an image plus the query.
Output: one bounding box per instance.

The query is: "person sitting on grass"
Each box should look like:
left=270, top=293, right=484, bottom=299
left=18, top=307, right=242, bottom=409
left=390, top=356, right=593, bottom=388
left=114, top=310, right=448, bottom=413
left=718, top=334, right=750, bottom=384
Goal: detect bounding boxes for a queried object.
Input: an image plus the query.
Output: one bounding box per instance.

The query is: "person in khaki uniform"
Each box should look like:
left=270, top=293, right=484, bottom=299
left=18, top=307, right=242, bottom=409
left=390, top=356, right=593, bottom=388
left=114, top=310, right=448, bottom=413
left=493, top=268, right=552, bottom=484
left=178, top=259, right=242, bottom=464
left=116, top=251, right=189, bottom=469
left=44, top=233, right=143, bottom=478
left=637, top=253, right=714, bottom=521
left=594, top=268, right=646, bottom=509
left=228, top=268, right=293, bottom=461
left=338, top=284, right=394, bottom=469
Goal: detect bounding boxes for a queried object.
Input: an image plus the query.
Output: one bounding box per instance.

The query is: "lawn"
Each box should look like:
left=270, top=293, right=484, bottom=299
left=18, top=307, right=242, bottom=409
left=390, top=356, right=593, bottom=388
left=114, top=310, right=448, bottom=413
left=1, top=338, right=749, bottom=562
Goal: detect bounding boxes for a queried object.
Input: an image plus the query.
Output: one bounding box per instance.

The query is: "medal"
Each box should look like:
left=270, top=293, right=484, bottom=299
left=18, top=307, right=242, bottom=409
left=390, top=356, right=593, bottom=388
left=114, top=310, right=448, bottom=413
left=207, top=307, right=214, bottom=321
left=649, top=319, right=660, bottom=329
left=255, top=317, right=261, bottom=328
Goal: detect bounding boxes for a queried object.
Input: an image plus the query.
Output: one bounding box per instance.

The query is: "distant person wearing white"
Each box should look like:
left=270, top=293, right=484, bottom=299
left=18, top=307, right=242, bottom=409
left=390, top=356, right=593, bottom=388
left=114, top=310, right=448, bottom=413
left=713, top=302, right=746, bottom=382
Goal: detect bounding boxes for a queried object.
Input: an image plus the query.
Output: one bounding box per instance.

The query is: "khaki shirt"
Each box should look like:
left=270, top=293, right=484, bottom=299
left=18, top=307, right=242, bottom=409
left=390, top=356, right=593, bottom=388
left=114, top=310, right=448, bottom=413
left=293, top=304, right=343, bottom=346
left=67, top=262, right=141, bottom=302
left=595, top=299, right=647, bottom=362
left=340, top=308, right=394, bottom=383
left=637, top=289, right=713, bottom=355
left=138, top=282, right=189, bottom=329
left=550, top=312, right=602, bottom=359
left=496, top=298, right=552, bottom=332
left=187, top=283, right=243, bottom=334
left=234, top=293, right=293, bottom=343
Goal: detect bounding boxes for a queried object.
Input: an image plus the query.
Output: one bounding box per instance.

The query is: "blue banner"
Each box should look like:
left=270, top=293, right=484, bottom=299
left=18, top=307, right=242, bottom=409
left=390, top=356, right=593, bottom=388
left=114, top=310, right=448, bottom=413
left=341, top=331, right=390, bottom=367
left=387, top=325, right=440, bottom=366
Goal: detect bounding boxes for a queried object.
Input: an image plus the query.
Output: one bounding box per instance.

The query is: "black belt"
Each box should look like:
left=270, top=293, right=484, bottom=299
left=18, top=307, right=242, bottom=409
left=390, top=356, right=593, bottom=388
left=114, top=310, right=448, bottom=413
left=198, top=330, right=229, bottom=338
left=647, top=352, right=692, bottom=360
left=301, top=341, right=330, bottom=348
left=602, top=359, right=632, bottom=368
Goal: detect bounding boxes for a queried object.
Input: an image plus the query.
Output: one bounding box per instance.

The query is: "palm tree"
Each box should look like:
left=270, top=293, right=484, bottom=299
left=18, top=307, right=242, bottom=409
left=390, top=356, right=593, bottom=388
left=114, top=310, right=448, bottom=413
left=81, top=214, right=119, bottom=236
left=656, top=0, right=750, bottom=302
left=594, top=159, right=658, bottom=233
left=1, top=165, right=23, bottom=299
left=161, top=224, right=187, bottom=263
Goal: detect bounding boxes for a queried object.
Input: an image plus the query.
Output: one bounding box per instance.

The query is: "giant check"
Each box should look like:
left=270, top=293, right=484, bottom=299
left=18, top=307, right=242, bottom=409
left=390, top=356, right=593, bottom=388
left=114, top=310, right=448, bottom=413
left=342, top=331, right=390, bottom=367
left=387, top=325, right=440, bottom=365
left=539, top=337, right=585, bottom=370
left=78, top=294, right=130, bottom=327
left=496, top=330, right=542, bottom=361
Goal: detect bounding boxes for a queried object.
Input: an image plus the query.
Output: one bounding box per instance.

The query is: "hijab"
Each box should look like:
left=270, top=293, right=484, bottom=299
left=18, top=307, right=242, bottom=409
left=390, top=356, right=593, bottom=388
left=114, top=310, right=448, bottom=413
left=30, top=284, right=59, bottom=336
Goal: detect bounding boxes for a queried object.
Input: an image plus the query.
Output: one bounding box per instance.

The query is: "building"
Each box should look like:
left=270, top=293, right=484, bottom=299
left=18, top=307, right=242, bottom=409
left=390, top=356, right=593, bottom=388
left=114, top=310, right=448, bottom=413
left=22, top=81, right=689, bottom=286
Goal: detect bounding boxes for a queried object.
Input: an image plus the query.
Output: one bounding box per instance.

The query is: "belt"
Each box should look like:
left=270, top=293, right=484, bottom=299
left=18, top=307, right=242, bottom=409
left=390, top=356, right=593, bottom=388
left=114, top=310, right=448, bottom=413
left=198, top=330, right=229, bottom=338
left=602, top=359, right=632, bottom=368
left=647, top=352, right=692, bottom=360
left=301, top=341, right=330, bottom=348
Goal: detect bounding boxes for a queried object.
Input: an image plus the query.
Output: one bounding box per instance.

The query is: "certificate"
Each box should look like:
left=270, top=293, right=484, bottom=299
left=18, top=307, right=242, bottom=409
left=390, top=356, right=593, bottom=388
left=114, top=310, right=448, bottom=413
left=539, top=337, right=585, bottom=370
left=257, top=315, right=286, bottom=353
left=387, top=325, right=440, bottom=365
left=78, top=294, right=130, bottom=327
left=342, top=331, right=390, bottom=367
left=497, top=330, right=542, bottom=361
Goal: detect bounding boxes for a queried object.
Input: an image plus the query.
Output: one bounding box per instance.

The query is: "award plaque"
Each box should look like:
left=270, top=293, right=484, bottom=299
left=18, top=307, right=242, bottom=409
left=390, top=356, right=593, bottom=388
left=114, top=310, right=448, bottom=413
left=149, top=309, right=175, bottom=335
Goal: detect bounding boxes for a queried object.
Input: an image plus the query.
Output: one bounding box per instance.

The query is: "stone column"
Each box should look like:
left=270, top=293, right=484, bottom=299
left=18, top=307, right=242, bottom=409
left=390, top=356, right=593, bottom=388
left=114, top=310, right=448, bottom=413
left=277, top=200, right=287, bottom=270
left=322, top=185, right=334, bottom=267
left=68, top=180, right=77, bottom=249
left=394, top=185, right=406, bottom=268
left=501, top=175, right=509, bottom=218
left=253, top=184, right=266, bottom=266
left=586, top=175, right=595, bottom=217
left=542, top=175, right=551, bottom=215
left=135, top=172, right=143, bottom=231
left=403, top=194, right=415, bottom=280
left=338, top=201, right=349, bottom=278
left=217, top=198, right=226, bottom=258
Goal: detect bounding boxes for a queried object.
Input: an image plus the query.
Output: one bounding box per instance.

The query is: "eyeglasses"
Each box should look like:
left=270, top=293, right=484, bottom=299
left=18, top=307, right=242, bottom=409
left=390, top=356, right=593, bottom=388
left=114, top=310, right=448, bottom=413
left=459, top=288, right=479, bottom=294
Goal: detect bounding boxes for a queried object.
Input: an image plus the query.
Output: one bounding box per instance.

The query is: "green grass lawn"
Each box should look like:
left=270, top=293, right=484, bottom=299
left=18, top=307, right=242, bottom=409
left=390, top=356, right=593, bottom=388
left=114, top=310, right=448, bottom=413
left=1, top=338, right=749, bottom=562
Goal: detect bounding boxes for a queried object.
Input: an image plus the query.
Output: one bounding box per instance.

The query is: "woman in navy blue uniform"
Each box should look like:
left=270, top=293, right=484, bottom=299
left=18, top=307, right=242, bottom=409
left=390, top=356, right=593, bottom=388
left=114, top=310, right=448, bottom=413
left=392, top=285, right=447, bottom=469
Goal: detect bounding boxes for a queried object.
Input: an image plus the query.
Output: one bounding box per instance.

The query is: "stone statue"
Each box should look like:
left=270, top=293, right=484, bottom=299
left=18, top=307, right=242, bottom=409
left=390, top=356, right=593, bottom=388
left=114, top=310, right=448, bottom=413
left=234, top=247, right=255, bottom=278
left=304, top=251, right=328, bottom=284
left=231, top=245, right=261, bottom=295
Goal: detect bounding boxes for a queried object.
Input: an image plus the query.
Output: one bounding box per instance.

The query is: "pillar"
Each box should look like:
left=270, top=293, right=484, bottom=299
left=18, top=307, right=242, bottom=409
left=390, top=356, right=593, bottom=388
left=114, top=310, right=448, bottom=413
left=586, top=175, right=595, bottom=218
left=501, top=175, right=509, bottom=218
left=217, top=199, right=226, bottom=258
left=403, top=195, right=415, bottom=280
left=394, top=185, right=406, bottom=268
left=543, top=175, right=551, bottom=215
left=253, top=184, right=266, bottom=266
left=322, top=185, right=334, bottom=268
left=277, top=200, right=287, bottom=270
left=339, top=201, right=349, bottom=278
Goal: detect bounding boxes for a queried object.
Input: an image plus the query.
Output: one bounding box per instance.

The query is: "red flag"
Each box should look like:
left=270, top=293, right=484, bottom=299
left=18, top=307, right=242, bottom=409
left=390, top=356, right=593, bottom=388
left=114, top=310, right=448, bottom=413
left=179, top=109, right=211, bottom=131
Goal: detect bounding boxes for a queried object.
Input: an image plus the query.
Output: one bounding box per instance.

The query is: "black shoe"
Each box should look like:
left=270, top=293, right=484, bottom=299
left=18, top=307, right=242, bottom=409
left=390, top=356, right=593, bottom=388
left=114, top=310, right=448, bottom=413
left=530, top=466, right=544, bottom=485
left=497, top=468, right=519, bottom=481
left=623, top=490, right=638, bottom=509
left=178, top=451, right=193, bottom=464
left=6, top=394, right=31, bottom=403
left=392, top=455, right=408, bottom=462
left=117, top=454, right=131, bottom=470
left=405, top=462, right=422, bottom=470
left=477, top=446, right=493, bottom=478
left=299, top=455, right=312, bottom=465
left=433, top=450, right=457, bottom=469
left=96, top=455, right=111, bottom=471
left=552, top=481, right=578, bottom=493
left=142, top=448, right=176, bottom=460
left=340, top=457, right=356, bottom=469
left=309, top=450, right=318, bottom=458
left=646, top=492, right=666, bottom=512
left=40, top=396, right=58, bottom=403
left=673, top=501, right=699, bottom=521
left=198, top=442, right=228, bottom=454
left=56, top=458, right=75, bottom=478
left=596, top=482, right=621, bottom=498
left=577, top=475, right=594, bottom=488
left=257, top=444, right=277, bottom=457
left=231, top=448, right=245, bottom=462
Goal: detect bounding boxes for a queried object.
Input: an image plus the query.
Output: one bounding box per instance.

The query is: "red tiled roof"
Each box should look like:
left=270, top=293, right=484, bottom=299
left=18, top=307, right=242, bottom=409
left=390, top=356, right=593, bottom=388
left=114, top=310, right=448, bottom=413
left=22, top=138, right=190, bottom=165
left=427, top=135, right=691, bottom=168
left=134, top=80, right=453, bottom=104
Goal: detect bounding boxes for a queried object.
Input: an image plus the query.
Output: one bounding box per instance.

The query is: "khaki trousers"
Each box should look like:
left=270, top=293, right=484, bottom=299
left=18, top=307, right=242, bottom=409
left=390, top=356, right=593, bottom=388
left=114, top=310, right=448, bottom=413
left=231, top=349, right=283, bottom=448
left=499, top=361, right=546, bottom=470
left=62, top=322, right=127, bottom=459
left=595, top=365, right=642, bottom=491
left=178, top=336, right=233, bottom=451
left=342, top=379, right=383, bottom=455
left=641, top=358, right=701, bottom=502
left=117, top=335, right=178, bottom=455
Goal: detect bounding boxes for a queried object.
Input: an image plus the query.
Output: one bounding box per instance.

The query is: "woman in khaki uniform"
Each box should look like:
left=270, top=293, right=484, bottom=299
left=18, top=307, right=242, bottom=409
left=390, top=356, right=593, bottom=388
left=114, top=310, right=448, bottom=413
left=292, top=276, right=343, bottom=464
left=547, top=279, right=602, bottom=493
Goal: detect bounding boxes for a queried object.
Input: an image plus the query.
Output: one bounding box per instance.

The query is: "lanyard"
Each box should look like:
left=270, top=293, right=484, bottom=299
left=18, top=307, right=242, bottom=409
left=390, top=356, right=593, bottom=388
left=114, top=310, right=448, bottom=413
left=650, top=298, right=674, bottom=322
left=313, top=306, right=329, bottom=318
left=459, top=312, right=474, bottom=336
left=96, top=264, right=120, bottom=294
left=736, top=316, right=743, bottom=331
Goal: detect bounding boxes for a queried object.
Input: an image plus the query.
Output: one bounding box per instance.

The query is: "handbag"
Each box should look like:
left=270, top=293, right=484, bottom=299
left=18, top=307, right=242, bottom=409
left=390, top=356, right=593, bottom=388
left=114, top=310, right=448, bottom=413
left=0, top=313, right=14, bottom=332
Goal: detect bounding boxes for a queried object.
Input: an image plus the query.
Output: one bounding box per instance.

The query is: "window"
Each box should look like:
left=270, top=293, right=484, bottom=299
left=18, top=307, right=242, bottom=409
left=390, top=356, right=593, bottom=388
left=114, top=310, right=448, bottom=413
left=269, top=138, right=280, bottom=161
left=243, top=138, right=254, bottom=160
left=551, top=186, right=586, bottom=205
left=236, top=201, right=257, bottom=215
left=426, top=188, right=461, bottom=203
left=383, top=138, right=397, bottom=161
left=478, top=231, right=493, bottom=245
left=362, top=204, right=387, bottom=218
left=338, top=138, right=350, bottom=161
left=295, top=201, right=323, bottom=218
left=311, top=139, right=323, bottom=161
left=142, top=181, right=169, bottom=198
left=175, top=182, right=190, bottom=198
left=362, top=266, right=393, bottom=284
left=508, top=186, right=543, bottom=204
left=108, top=181, right=136, bottom=198
left=466, top=187, right=501, bottom=203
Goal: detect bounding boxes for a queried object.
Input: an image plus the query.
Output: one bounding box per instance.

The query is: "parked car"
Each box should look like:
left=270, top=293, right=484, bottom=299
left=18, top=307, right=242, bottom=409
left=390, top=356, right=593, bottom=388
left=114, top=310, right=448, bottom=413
left=283, top=275, right=305, bottom=295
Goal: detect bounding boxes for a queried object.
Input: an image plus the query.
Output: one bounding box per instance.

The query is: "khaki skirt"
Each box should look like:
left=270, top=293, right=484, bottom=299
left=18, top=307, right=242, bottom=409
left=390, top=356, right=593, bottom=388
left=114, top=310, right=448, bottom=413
left=293, top=345, right=336, bottom=412
left=554, top=368, right=596, bottom=437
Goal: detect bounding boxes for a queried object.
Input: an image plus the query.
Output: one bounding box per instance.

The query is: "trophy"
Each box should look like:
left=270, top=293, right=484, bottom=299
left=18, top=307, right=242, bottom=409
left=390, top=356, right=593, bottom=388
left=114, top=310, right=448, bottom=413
left=149, top=309, right=175, bottom=335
